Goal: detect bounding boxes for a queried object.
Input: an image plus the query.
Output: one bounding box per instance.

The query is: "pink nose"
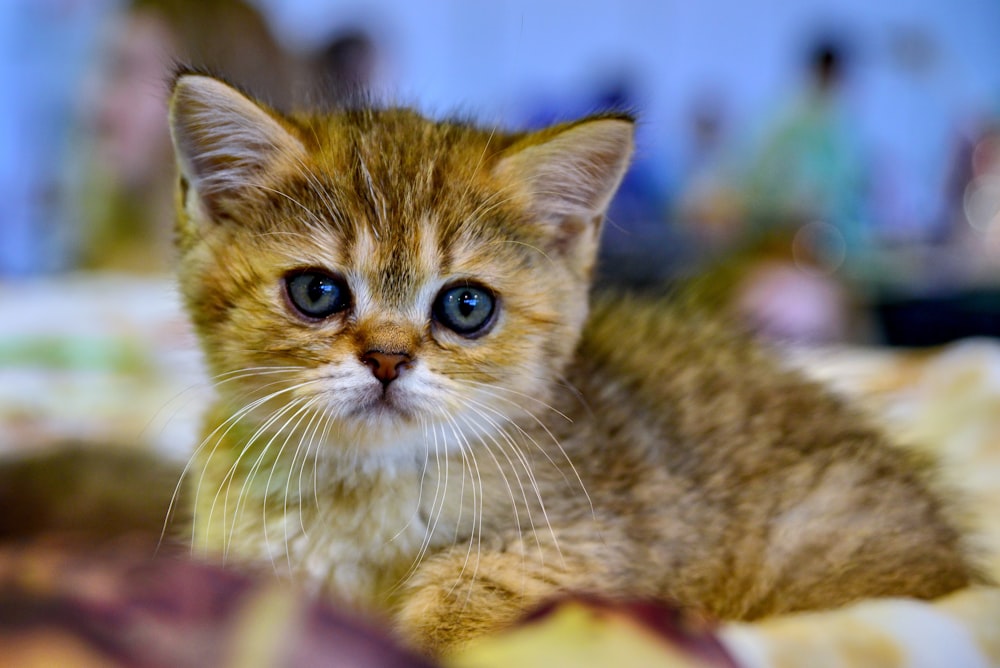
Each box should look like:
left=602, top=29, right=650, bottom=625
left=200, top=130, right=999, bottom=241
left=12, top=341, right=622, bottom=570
left=361, top=351, right=412, bottom=385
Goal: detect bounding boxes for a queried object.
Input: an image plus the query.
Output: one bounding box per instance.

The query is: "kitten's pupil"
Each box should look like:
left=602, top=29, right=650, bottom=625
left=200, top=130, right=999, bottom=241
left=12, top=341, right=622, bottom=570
left=286, top=270, right=350, bottom=319
left=433, top=284, right=496, bottom=337
left=457, top=291, right=478, bottom=317
left=307, top=278, right=331, bottom=303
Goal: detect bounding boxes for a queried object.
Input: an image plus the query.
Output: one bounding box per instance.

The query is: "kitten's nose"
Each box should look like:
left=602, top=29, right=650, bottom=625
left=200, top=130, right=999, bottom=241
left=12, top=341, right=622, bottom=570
left=361, top=350, right=412, bottom=386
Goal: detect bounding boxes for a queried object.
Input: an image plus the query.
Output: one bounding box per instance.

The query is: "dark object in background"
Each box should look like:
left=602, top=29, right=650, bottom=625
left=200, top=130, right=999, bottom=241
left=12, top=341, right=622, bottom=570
left=0, top=541, right=436, bottom=668
left=0, top=447, right=183, bottom=544
left=306, top=28, right=380, bottom=105
left=876, top=290, right=1000, bottom=347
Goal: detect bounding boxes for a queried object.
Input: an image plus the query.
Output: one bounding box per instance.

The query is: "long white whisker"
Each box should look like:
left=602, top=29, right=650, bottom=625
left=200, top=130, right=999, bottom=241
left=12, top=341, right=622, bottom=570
left=219, top=395, right=311, bottom=560
left=203, top=379, right=324, bottom=558
left=161, top=366, right=308, bottom=547
left=257, top=396, right=323, bottom=574
left=460, top=402, right=550, bottom=566
left=395, top=418, right=448, bottom=592
left=285, top=397, right=329, bottom=546
left=442, top=414, right=483, bottom=605
left=454, top=378, right=573, bottom=423
left=311, top=403, right=341, bottom=511
left=461, top=391, right=593, bottom=521
left=179, top=376, right=314, bottom=551
left=389, top=415, right=431, bottom=544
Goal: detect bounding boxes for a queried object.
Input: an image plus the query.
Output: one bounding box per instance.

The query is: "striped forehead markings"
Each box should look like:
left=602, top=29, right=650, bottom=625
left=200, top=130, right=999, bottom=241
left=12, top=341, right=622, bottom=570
left=353, top=219, right=441, bottom=310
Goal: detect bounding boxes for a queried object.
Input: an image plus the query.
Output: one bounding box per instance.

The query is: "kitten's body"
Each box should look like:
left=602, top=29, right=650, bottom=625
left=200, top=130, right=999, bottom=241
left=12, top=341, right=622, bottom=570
left=169, top=73, right=973, bottom=653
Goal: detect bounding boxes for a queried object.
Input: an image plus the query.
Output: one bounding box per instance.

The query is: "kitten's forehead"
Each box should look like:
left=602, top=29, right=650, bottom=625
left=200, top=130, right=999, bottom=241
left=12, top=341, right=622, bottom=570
left=259, top=111, right=531, bottom=318
left=351, top=215, right=441, bottom=309
left=300, top=117, right=515, bottom=300
left=311, top=111, right=512, bottom=227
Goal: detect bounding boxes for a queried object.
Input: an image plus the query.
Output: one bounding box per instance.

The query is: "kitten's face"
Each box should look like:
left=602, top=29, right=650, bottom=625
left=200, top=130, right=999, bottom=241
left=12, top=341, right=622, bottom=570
left=169, top=74, right=633, bottom=458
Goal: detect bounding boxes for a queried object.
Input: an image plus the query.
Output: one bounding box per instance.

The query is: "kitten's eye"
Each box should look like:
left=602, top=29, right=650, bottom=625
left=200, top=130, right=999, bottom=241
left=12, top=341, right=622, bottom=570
left=285, top=270, right=351, bottom=319
left=433, top=284, right=497, bottom=337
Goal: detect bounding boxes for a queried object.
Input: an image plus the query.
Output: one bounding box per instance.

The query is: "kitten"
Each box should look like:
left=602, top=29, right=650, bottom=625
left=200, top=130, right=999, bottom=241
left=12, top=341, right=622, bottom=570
left=168, top=71, right=974, bottom=654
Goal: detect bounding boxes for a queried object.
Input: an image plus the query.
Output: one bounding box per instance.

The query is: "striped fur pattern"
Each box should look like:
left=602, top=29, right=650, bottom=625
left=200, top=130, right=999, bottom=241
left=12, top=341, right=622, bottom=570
left=168, top=72, right=976, bottom=655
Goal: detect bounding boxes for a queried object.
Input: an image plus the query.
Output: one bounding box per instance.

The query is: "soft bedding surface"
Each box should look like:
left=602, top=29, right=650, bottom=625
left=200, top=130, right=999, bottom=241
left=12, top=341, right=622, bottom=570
left=1, top=274, right=998, bottom=667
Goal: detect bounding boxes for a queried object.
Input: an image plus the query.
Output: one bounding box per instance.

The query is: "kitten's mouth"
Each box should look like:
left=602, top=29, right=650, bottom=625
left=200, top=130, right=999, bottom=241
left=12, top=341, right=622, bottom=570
left=352, top=387, right=414, bottom=422
left=370, top=396, right=408, bottom=416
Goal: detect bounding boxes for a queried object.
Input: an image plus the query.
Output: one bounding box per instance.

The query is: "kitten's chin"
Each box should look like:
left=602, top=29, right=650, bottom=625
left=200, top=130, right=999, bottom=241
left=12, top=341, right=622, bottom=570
left=332, top=389, right=433, bottom=448
left=349, top=385, right=419, bottom=422
left=350, top=399, right=414, bottom=425
left=325, top=402, right=431, bottom=465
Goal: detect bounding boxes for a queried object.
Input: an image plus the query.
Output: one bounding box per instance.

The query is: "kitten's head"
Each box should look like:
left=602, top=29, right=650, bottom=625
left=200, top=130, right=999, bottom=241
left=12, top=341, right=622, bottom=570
left=168, top=72, right=632, bottom=457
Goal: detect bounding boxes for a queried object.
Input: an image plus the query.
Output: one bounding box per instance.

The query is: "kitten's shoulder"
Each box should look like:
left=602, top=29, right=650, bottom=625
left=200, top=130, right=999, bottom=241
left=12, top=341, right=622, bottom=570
left=576, top=290, right=874, bottom=461
left=579, top=289, right=777, bottom=388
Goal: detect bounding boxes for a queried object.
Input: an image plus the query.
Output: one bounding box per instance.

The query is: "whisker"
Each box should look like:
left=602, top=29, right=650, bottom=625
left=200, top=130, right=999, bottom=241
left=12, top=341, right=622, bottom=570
left=200, top=379, right=325, bottom=558
left=455, top=412, right=525, bottom=540
left=175, top=376, right=313, bottom=552
left=311, top=404, right=341, bottom=511
left=453, top=378, right=573, bottom=423
left=459, top=403, right=550, bottom=566
left=257, top=396, right=323, bottom=574
left=442, top=414, right=483, bottom=605
left=460, top=390, right=594, bottom=521
left=218, top=395, right=312, bottom=560
left=388, top=415, right=432, bottom=544
left=285, top=398, right=329, bottom=544
left=394, top=418, right=448, bottom=593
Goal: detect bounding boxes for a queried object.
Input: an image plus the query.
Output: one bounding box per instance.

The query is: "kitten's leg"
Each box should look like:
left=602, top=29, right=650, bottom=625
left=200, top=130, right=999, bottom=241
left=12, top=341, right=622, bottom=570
left=394, top=532, right=621, bottom=655
left=394, top=549, right=544, bottom=654
left=722, top=459, right=977, bottom=620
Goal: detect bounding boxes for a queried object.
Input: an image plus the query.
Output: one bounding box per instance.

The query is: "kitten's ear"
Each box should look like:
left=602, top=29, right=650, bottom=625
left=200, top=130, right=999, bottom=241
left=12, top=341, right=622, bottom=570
left=493, top=116, right=634, bottom=266
left=168, top=73, right=306, bottom=218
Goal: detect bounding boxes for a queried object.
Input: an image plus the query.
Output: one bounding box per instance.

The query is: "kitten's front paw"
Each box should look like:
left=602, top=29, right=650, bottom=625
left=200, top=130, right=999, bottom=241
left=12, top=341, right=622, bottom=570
left=393, top=551, right=542, bottom=656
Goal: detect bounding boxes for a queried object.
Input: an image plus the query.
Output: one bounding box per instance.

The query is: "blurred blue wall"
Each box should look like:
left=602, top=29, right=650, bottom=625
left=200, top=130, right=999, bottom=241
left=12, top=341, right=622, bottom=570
left=0, top=0, right=997, bottom=277
left=258, top=0, right=1000, bottom=207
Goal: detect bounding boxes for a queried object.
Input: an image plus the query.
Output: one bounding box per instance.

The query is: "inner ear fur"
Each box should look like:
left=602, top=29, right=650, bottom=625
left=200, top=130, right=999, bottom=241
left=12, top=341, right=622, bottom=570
left=168, top=73, right=307, bottom=217
left=493, top=116, right=635, bottom=222
left=492, top=116, right=635, bottom=264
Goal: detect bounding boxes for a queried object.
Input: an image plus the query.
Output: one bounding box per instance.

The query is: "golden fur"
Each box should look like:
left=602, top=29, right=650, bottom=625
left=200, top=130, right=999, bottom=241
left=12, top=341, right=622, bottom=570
left=168, top=72, right=974, bottom=654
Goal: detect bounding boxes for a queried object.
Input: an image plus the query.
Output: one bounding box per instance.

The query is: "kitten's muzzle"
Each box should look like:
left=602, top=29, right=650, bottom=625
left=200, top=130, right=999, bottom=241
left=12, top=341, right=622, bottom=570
left=361, top=350, right=413, bottom=386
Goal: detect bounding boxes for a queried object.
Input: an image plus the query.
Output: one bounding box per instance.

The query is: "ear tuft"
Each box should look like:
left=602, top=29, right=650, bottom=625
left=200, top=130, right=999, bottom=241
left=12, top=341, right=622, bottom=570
left=168, top=74, right=306, bottom=213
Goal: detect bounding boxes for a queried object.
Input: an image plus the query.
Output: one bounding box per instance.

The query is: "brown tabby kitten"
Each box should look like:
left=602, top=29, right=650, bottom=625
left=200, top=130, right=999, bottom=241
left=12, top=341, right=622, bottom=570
left=168, top=72, right=974, bottom=654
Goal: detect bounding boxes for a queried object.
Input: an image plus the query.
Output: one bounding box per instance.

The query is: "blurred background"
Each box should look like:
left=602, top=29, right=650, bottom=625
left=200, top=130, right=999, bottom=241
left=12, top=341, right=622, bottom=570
left=5, top=0, right=1000, bottom=340
left=1, top=0, right=1000, bottom=451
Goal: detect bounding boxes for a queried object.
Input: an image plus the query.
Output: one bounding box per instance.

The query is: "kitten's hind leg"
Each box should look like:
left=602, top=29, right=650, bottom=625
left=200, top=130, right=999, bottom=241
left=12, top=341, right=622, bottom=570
left=726, top=459, right=976, bottom=620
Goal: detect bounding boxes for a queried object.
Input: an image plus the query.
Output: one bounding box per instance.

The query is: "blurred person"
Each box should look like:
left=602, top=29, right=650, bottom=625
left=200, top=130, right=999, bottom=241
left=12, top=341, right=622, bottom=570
left=745, top=35, right=869, bottom=260
left=728, top=34, right=872, bottom=343
left=674, top=92, right=746, bottom=256
left=870, top=26, right=953, bottom=246
left=946, top=119, right=1000, bottom=277
left=300, top=27, right=381, bottom=107
left=77, top=0, right=297, bottom=272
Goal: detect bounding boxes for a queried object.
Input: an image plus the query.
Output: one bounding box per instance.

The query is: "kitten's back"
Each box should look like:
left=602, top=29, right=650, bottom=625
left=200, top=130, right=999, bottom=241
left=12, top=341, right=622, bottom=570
left=560, top=293, right=975, bottom=618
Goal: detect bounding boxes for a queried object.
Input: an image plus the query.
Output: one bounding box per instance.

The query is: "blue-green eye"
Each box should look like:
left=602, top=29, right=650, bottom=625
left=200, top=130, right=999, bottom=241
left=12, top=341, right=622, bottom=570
left=285, top=270, right=351, bottom=319
left=433, top=284, right=497, bottom=337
